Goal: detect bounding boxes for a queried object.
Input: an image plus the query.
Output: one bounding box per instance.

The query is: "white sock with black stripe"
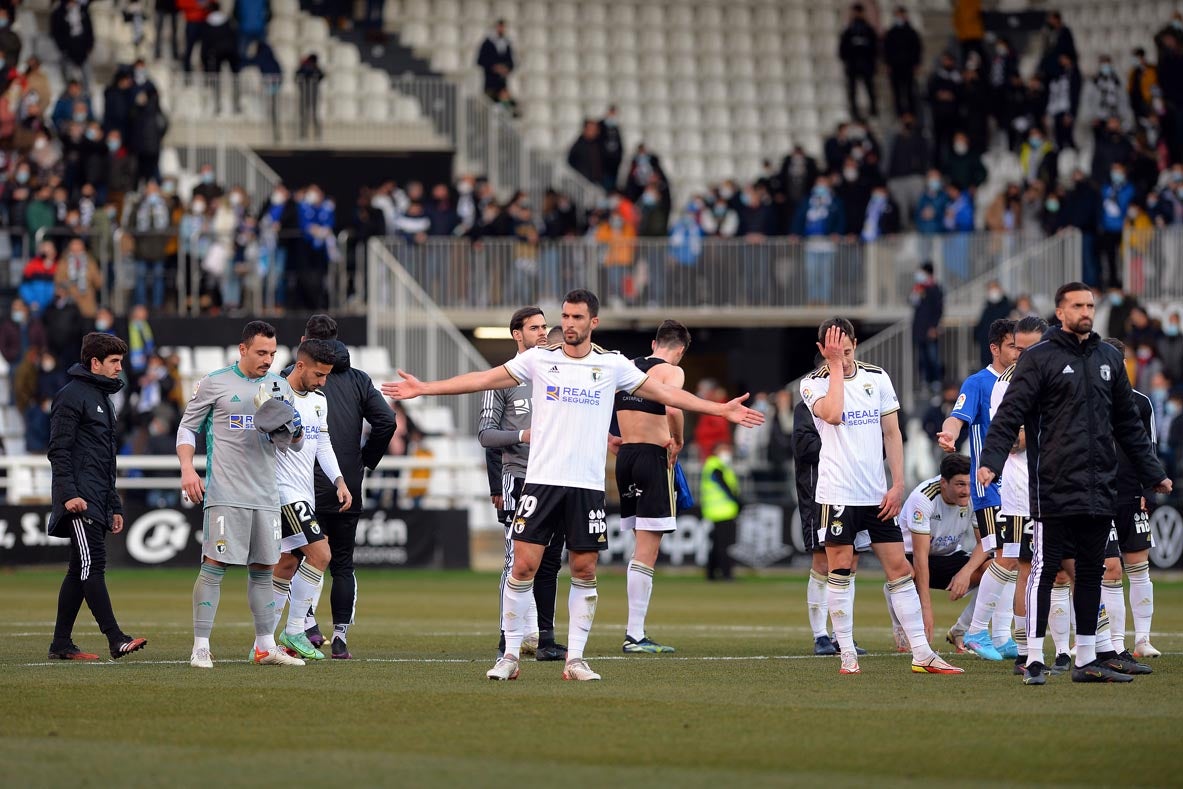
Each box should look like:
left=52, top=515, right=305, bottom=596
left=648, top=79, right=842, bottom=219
left=991, top=570, right=1017, bottom=646
left=807, top=570, right=829, bottom=639
left=1101, top=579, right=1126, bottom=653
left=1049, top=583, right=1072, bottom=657
left=287, top=562, right=324, bottom=636
left=887, top=575, right=936, bottom=662
left=567, top=577, right=599, bottom=661
left=1127, top=561, right=1154, bottom=645
left=626, top=560, right=655, bottom=641
left=969, top=562, right=1009, bottom=633
left=501, top=576, right=534, bottom=659
left=271, top=576, right=291, bottom=632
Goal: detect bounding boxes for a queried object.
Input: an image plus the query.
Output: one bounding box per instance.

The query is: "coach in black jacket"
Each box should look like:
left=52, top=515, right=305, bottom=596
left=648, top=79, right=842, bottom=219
left=47, top=333, right=146, bottom=662
left=979, top=283, right=1170, bottom=683
left=298, top=315, right=397, bottom=657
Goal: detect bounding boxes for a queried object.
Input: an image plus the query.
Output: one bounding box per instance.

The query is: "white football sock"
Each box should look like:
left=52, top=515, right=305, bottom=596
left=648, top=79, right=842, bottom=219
left=1075, top=634, right=1096, bottom=668
left=807, top=570, right=830, bottom=639
left=887, top=575, right=935, bottom=662
left=566, top=577, right=598, bottom=661
left=1101, top=579, right=1125, bottom=653
left=305, top=571, right=325, bottom=629
left=955, top=589, right=977, bottom=633
left=991, top=571, right=1017, bottom=646
left=1126, top=562, right=1154, bottom=644
left=826, top=572, right=855, bottom=654
left=883, top=582, right=901, bottom=630
left=501, top=576, right=534, bottom=659
left=626, top=560, right=654, bottom=641
left=1049, top=583, right=1072, bottom=656
left=271, top=576, right=291, bottom=632
left=288, top=562, right=324, bottom=636
left=969, top=562, right=1009, bottom=633
left=1026, top=635, right=1045, bottom=668
left=1014, top=614, right=1027, bottom=657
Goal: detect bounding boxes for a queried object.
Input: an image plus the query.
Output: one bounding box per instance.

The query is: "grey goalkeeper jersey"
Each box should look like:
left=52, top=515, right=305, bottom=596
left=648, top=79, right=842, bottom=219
left=179, top=363, right=296, bottom=511
left=478, top=381, right=531, bottom=480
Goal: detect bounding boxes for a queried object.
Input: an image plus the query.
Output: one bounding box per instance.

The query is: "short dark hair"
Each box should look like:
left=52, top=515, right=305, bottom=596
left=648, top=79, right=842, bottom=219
left=304, top=314, right=338, bottom=340
left=1015, top=315, right=1049, bottom=335
left=940, top=453, right=970, bottom=480
left=1054, top=282, right=1091, bottom=306
left=563, top=288, right=600, bottom=318
left=80, top=332, right=128, bottom=368
left=988, top=318, right=1015, bottom=350
left=547, top=326, right=563, bottom=344
left=509, top=306, right=544, bottom=334
left=654, top=319, right=691, bottom=350
left=242, top=320, right=277, bottom=346
left=297, top=338, right=338, bottom=366
left=817, top=317, right=856, bottom=344
left=1103, top=337, right=1126, bottom=354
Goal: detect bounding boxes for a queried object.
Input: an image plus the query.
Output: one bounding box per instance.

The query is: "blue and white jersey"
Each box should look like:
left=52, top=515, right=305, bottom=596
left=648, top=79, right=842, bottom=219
left=950, top=365, right=1002, bottom=511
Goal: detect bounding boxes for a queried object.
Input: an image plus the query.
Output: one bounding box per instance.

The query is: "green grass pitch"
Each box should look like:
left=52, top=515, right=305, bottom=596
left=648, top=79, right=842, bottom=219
left=2, top=567, right=1181, bottom=787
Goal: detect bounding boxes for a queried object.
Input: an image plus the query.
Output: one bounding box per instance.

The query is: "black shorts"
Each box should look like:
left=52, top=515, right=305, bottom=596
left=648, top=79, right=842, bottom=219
left=1001, top=514, right=1035, bottom=562
left=616, top=443, right=676, bottom=532
left=819, top=503, right=902, bottom=546
left=1060, top=525, right=1121, bottom=561
left=975, top=506, right=1003, bottom=552
left=906, top=552, right=970, bottom=590
left=512, top=483, right=608, bottom=552
left=1114, top=496, right=1153, bottom=554
left=280, top=500, right=325, bottom=553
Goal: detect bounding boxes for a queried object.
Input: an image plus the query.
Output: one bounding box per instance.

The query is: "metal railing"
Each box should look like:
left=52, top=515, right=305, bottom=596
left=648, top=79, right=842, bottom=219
left=374, top=229, right=1060, bottom=315
left=175, top=140, right=283, bottom=218
left=1122, top=225, right=1183, bottom=302
left=366, top=238, right=491, bottom=434
left=785, top=229, right=1084, bottom=414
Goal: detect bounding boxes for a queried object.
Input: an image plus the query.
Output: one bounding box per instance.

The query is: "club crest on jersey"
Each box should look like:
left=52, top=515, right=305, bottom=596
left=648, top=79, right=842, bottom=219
left=545, top=385, right=561, bottom=401
left=1100, top=364, right=1111, bottom=381
left=954, top=393, right=966, bottom=411
left=863, top=382, right=874, bottom=396
left=228, top=414, right=255, bottom=430
left=591, top=367, right=603, bottom=382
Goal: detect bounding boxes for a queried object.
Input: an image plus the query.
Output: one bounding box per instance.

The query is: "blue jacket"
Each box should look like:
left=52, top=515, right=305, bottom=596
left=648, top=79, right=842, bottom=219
left=790, top=190, right=846, bottom=236
left=915, top=189, right=949, bottom=234
left=299, top=200, right=336, bottom=249
left=668, top=216, right=703, bottom=265
left=234, top=0, right=270, bottom=35
left=944, top=193, right=975, bottom=232
left=1099, top=181, right=1134, bottom=233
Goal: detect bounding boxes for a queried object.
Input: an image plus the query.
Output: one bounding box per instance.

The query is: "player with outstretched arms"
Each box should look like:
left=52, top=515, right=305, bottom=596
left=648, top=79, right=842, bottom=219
left=382, top=289, right=764, bottom=681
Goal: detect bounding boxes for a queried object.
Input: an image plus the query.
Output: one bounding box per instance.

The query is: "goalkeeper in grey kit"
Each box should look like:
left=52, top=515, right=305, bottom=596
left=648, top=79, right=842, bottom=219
left=178, top=321, right=308, bottom=668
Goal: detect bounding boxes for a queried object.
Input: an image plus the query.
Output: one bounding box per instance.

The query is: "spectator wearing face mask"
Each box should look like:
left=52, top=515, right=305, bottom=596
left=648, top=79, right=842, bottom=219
left=1128, top=48, right=1158, bottom=123
left=131, top=180, right=173, bottom=309
left=974, top=281, right=1014, bottom=367
left=915, top=169, right=948, bottom=236
left=883, top=6, right=922, bottom=118
left=50, top=80, right=92, bottom=131
left=838, top=2, right=878, bottom=121
left=942, top=131, right=987, bottom=191
left=50, top=0, right=95, bottom=91
left=790, top=175, right=846, bottom=304
left=624, top=143, right=667, bottom=204
left=104, top=130, right=137, bottom=209
left=599, top=105, right=624, bottom=193
left=191, top=163, right=224, bottom=203
left=29, top=130, right=62, bottom=180
left=1098, top=163, right=1135, bottom=289
left=941, top=183, right=974, bottom=285
left=294, top=185, right=334, bottom=309
left=860, top=185, right=900, bottom=243
left=927, top=52, right=963, bottom=167
left=0, top=7, right=21, bottom=69
left=987, top=39, right=1020, bottom=137
left=1158, top=312, right=1183, bottom=382
left=567, top=119, right=605, bottom=189
left=1046, top=53, right=1082, bottom=149
left=54, top=237, right=102, bottom=319
left=0, top=298, right=48, bottom=372
left=886, top=114, right=930, bottom=229
left=128, top=62, right=167, bottom=185
left=295, top=53, right=324, bottom=141
left=1019, top=126, right=1057, bottom=191
left=1082, top=55, right=1134, bottom=131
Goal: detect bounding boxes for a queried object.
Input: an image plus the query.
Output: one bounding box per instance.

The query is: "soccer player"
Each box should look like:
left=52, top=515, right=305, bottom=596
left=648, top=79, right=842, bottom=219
left=46, top=333, right=147, bottom=661
left=801, top=318, right=961, bottom=675
left=382, top=289, right=764, bottom=681
left=180, top=321, right=306, bottom=668
left=479, top=306, right=567, bottom=661
left=989, top=315, right=1049, bottom=677
left=1100, top=338, right=1160, bottom=661
left=269, top=339, right=352, bottom=661
left=936, top=318, right=1020, bottom=661
left=793, top=392, right=868, bottom=656
left=980, top=283, right=1171, bottom=684
left=896, top=454, right=981, bottom=642
left=615, top=319, right=691, bottom=654
left=296, top=315, right=396, bottom=660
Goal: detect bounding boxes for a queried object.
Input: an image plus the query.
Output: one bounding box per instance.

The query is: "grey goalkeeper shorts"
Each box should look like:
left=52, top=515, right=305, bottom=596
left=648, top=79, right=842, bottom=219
left=203, top=505, right=282, bottom=566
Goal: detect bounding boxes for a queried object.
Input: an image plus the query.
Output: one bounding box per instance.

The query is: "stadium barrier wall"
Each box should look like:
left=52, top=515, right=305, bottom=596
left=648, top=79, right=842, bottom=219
left=0, top=503, right=469, bottom=570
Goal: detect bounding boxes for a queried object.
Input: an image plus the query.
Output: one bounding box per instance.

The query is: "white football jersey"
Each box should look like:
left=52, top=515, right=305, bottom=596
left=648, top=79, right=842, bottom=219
left=800, top=361, right=900, bottom=506
left=504, top=343, right=648, bottom=491
left=275, top=387, right=340, bottom=505
left=898, top=475, right=974, bottom=556
left=990, top=367, right=1028, bottom=516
